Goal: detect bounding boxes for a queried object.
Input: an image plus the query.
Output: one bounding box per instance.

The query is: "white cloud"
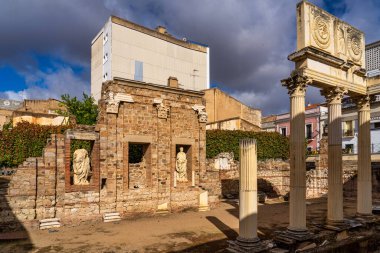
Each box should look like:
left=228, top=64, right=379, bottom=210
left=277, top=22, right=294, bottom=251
left=0, top=67, right=89, bottom=101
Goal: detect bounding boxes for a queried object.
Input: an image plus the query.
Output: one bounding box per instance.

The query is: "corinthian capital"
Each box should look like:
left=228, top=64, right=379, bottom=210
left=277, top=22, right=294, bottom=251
left=352, top=95, right=370, bottom=111
left=320, top=87, right=348, bottom=104
left=281, top=70, right=310, bottom=96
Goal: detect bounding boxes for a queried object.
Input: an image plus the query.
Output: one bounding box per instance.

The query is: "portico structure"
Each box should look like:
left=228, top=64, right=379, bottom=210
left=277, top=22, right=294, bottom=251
left=282, top=0, right=372, bottom=235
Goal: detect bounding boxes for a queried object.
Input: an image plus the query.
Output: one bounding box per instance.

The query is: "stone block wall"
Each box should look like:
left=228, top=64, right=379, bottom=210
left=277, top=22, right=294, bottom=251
left=128, top=162, right=147, bottom=189
left=97, top=79, right=211, bottom=216
left=0, top=130, right=103, bottom=231
left=207, top=149, right=373, bottom=200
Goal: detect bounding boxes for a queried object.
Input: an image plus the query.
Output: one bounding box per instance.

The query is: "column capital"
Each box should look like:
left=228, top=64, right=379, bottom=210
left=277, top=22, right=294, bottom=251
left=320, top=87, right=347, bottom=104
left=281, top=71, right=310, bottom=97
left=352, top=95, right=370, bottom=111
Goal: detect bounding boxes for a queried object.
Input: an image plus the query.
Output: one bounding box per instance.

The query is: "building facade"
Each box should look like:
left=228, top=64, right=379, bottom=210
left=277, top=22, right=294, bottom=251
left=203, top=88, right=261, bottom=131
left=341, top=98, right=380, bottom=154
left=366, top=40, right=380, bottom=77
left=261, top=115, right=276, bottom=132
left=274, top=104, right=327, bottom=152
left=0, top=99, right=22, bottom=130
left=0, top=98, right=68, bottom=129
left=91, top=16, right=210, bottom=102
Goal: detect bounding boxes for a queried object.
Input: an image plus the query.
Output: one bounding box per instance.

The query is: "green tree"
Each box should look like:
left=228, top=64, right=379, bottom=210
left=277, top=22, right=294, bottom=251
left=57, top=93, right=98, bottom=125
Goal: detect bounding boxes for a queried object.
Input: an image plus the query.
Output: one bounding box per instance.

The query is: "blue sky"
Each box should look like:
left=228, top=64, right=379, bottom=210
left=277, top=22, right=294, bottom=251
left=0, top=0, right=379, bottom=114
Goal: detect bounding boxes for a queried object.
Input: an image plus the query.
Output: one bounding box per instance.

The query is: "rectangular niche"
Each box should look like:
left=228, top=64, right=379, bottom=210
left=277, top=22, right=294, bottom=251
left=64, top=130, right=100, bottom=193
left=128, top=142, right=151, bottom=189
left=175, top=144, right=192, bottom=185
left=70, top=140, right=95, bottom=185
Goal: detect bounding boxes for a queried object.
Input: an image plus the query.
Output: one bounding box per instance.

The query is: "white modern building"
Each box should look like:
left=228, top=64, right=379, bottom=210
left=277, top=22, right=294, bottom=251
left=366, top=40, right=380, bottom=77
left=91, top=16, right=210, bottom=102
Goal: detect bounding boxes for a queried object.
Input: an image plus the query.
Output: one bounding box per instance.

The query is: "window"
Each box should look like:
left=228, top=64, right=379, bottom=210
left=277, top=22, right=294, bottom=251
left=103, top=33, right=108, bottom=45
left=343, top=120, right=354, bottom=137
left=280, top=127, right=287, bottom=137
left=374, top=122, right=380, bottom=129
left=103, top=53, right=108, bottom=64
left=134, top=61, right=143, bottom=81
left=128, top=143, right=151, bottom=189
left=306, top=124, right=312, bottom=139
left=344, top=144, right=354, bottom=154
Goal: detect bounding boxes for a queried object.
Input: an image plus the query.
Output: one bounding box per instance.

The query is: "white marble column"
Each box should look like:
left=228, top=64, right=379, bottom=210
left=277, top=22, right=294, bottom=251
left=321, top=87, right=347, bottom=223
left=238, top=138, right=259, bottom=243
left=282, top=73, right=309, bottom=233
left=356, top=95, right=372, bottom=215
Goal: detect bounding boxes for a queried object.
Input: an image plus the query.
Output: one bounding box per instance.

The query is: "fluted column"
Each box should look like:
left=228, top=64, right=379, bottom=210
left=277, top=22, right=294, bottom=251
left=355, top=95, right=372, bottom=215
left=282, top=73, right=309, bottom=233
left=238, top=138, right=259, bottom=243
left=321, top=87, right=347, bottom=223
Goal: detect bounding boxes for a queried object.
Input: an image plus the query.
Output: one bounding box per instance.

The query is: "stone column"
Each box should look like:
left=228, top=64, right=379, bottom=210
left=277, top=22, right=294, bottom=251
left=282, top=73, right=309, bottom=234
left=238, top=138, right=259, bottom=243
left=321, top=87, right=347, bottom=223
left=355, top=95, right=372, bottom=215
left=228, top=139, right=262, bottom=252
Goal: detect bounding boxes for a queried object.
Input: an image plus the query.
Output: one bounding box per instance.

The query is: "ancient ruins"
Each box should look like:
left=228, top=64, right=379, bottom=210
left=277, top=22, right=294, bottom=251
left=1, top=1, right=380, bottom=252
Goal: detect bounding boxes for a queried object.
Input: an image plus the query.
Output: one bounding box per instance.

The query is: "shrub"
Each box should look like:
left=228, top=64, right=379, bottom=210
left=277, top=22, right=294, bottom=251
left=0, top=122, right=68, bottom=168
left=206, top=130, right=289, bottom=161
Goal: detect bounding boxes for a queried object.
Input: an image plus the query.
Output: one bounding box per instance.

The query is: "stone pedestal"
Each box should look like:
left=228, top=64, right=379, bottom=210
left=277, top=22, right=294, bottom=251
left=228, top=139, right=267, bottom=252
left=321, top=87, right=347, bottom=223
left=198, top=191, right=210, bottom=212
left=156, top=202, right=169, bottom=214
left=282, top=73, right=309, bottom=234
left=356, top=96, right=372, bottom=215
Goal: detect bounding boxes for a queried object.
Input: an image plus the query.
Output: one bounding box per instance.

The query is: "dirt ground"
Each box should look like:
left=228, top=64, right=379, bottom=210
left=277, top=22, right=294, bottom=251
left=1, top=197, right=359, bottom=253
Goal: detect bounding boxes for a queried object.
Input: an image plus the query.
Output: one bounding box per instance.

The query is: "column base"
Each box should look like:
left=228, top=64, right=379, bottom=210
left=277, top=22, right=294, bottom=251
left=282, top=228, right=313, bottom=241
left=355, top=213, right=377, bottom=225
left=273, top=229, right=313, bottom=250
left=227, top=237, right=270, bottom=253
left=356, top=212, right=374, bottom=219
left=324, top=219, right=350, bottom=231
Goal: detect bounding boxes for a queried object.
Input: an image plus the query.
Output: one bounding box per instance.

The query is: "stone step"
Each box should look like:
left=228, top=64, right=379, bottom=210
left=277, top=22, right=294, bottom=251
left=103, top=212, right=121, bottom=223
left=39, top=218, right=61, bottom=230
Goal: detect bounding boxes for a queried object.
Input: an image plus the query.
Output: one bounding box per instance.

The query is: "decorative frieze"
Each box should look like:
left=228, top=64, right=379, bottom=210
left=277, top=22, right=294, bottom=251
left=106, top=91, right=134, bottom=114
left=153, top=98, right=170, bottom=119
left=192, top=104, right=208, bottom=123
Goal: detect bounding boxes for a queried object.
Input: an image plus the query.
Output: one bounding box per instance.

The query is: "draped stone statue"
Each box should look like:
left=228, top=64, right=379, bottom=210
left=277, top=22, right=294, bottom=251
left=73, top=149, right=90, bottom=185
left=176, top=147, right=188, bottom=182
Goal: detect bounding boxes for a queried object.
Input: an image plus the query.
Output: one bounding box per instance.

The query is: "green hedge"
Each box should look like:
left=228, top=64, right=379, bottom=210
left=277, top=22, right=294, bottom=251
left=206, top=130, right=289, bottom=161
left=0, top=122, right=68, bottom=168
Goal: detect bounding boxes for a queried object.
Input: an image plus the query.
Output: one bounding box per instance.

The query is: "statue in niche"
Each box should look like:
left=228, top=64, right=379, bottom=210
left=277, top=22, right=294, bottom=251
left=73, top=149, right=90, bottom=185
left=176, top=147, right=188, bottom=182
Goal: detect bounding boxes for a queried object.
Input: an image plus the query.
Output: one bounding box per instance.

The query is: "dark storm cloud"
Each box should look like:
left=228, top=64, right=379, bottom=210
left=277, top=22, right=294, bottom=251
left=0, top=0, right=378, bottom=114
left=0, top=0, right=109, bottom=69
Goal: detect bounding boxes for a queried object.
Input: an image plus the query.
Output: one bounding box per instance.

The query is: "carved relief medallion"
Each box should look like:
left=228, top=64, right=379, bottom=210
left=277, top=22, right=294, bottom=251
left=347, top=32, right=362, bottom=62
left=313, top=16, right=330, bottom=49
